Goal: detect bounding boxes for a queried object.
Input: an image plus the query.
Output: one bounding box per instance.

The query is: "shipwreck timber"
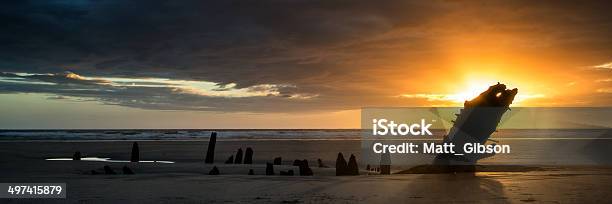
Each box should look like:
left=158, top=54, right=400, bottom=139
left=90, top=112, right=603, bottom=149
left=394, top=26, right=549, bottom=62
left=433, top=82, right=518, bottom=166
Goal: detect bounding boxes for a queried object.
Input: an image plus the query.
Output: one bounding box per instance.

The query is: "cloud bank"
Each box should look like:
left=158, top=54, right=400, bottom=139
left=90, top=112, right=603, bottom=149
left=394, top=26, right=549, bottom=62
left=1, top=0, right=611, bottom=111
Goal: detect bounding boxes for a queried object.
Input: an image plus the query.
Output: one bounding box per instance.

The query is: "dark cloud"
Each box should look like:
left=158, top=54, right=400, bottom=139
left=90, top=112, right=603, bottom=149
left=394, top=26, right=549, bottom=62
left=0, top=72, right=343, bottom=112
left=1, top=0, right=611, bottom=111
left=0, top=1, right=451, bottom=80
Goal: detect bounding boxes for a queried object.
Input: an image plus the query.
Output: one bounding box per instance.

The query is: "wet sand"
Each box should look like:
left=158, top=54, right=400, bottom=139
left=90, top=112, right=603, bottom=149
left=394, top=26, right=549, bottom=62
left=0, top=140, right=611, bottom=203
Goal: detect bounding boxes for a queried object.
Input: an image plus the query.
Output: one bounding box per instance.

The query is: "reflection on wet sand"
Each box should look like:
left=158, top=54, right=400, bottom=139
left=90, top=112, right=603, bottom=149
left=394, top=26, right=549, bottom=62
left=391, top=173, right=508, bottom=203
left=46, top=157, right=175, bottom=163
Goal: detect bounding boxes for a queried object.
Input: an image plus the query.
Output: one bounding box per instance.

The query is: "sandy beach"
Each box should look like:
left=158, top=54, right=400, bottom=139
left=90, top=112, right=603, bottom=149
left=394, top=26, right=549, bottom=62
left=1, top=140, right=611, bottom=203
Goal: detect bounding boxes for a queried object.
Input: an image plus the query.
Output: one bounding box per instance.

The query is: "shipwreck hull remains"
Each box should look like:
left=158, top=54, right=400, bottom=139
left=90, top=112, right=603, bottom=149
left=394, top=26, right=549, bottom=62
left=434, top=83, right=517, bottom=166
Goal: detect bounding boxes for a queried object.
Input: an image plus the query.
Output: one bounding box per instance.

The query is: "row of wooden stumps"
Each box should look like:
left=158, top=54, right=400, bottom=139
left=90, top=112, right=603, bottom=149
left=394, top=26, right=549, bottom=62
left=119, top=132, right=386, bottom=176
left=337, top=151, right=391, bottom=175
left=202, top=131, right=389, bottom=176
left=74, top=131, right=391, bottom=176
left=363, top=152, right=391, bottom=175
left=335, top=152, right=359, bottom=176
left=72, top=142, right=139, bottom=175
left=204, top=132, right=318, bottom=176
left=262, top=152, right=363, bottom=176
left=224, top=148, right=254, bottom=164
left=264, top=158, right=314, bottom=176
left=205, top=132, right=255, bottom=175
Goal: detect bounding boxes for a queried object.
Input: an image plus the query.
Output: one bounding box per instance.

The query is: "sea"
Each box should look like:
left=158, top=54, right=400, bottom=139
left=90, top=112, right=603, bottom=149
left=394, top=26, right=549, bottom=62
left=0, top=129, right=361, bottom=140
left=0, top=129, right=609, bottom=141
left=1, top=129, right=610, bottom=166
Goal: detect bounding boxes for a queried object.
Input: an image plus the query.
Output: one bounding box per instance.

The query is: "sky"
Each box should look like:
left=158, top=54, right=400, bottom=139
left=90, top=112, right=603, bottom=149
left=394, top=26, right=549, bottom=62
left=0, top=0, right=611, bottom=129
